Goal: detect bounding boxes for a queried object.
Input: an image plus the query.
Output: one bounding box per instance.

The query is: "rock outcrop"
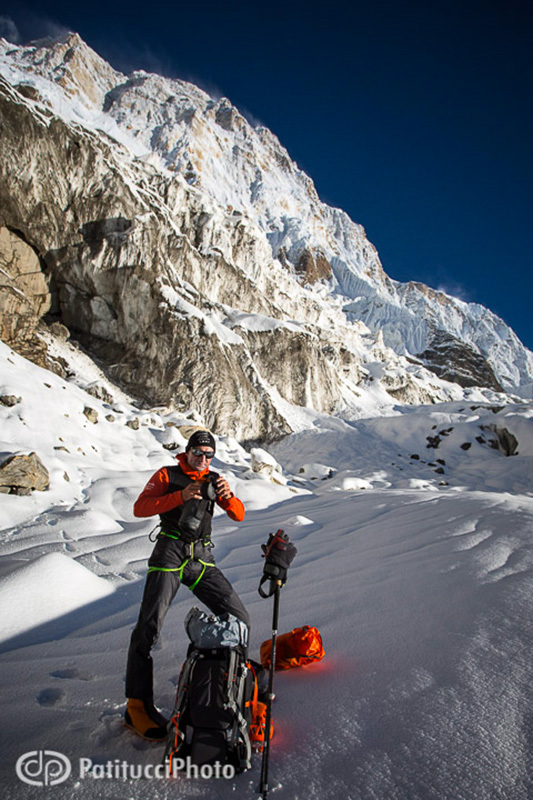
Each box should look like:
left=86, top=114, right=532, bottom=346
left=0, top=452, right=50, bottom=494
left=0, top=34, right=531, bottom=441
left=417, top=331, right=503, bottom=392
left=479, top=424, right=519, bottom=456
left=0, top=226, right=52, bottom=364
left=0, top=69, right=447, bottom=440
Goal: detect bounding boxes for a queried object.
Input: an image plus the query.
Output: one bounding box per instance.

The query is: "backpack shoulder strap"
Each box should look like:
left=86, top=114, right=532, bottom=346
left=166, top=464, right=192, bottom=492
left=224, top=651, right=252, bottom=770
left=164, top=649, right=200, bottom=766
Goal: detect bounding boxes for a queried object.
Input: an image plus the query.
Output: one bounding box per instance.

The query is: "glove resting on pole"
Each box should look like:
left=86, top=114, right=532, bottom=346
left=258, top=530, right=297, bottom=597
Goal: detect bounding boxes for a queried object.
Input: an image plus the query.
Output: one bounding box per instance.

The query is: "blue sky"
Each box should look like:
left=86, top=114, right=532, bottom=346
left=3, top=0, right=533, bottom=347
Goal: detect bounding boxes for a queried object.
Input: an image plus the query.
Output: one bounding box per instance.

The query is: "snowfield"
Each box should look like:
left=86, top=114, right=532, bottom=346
left=1, top=339, right=532, bottom=800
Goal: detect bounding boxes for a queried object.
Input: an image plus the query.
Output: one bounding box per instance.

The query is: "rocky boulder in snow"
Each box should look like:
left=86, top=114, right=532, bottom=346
left=250, top=447, right=284, bottom=483
left=83, top=406, right=98, bottom=424
left=480, top=424, right=519, bottom=457
left=0, top=452, right=50, bottom=494
left=0, top=394, right=21, bottom=406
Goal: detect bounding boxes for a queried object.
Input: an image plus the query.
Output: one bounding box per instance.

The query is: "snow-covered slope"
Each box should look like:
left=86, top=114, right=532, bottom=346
left=1, top=31, right=532, bottom=401
left=1, top=337, right=532, bottom=799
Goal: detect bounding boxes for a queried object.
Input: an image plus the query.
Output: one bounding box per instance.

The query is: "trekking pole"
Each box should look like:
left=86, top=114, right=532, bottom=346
left=257, top=530, right=297, bottom=800
left=259, top=578, right=281, bottom=800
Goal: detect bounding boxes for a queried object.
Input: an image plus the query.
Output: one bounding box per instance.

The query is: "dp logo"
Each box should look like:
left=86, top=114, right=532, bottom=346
left=16, top=750, right=71, bottom=786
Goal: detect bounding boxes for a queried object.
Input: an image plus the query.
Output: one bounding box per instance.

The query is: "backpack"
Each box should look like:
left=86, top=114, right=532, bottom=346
left=165, top=608, right=255, bottom=775
left=260, top=625, right=325, bottom=670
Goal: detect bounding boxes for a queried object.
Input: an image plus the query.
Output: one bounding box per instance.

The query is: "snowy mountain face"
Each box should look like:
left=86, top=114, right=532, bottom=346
left=1, top=32, right=532, bottom=440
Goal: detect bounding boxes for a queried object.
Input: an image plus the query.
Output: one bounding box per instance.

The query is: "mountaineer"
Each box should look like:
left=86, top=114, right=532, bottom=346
left=124, top=429, right=249, bottom=740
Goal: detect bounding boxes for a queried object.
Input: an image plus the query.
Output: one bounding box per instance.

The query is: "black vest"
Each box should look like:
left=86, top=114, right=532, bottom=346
left=159, top=464, right=219, bottom=544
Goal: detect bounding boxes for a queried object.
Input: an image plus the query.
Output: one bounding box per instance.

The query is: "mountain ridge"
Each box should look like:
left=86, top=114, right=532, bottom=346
left=1, top=32, right=531, bottom=440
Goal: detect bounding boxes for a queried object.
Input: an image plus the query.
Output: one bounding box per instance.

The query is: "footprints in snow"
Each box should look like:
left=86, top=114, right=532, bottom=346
left=37, top=688, right=65, bottom=707
left=50, top=667, right=94, bottom=681
left=36, top=667, right=132, bottom=749
left=61, top=529, right=78, bottom=554
left=92, top=552, right=111, bottom=567
left=37, top=666, right=95, bottom=707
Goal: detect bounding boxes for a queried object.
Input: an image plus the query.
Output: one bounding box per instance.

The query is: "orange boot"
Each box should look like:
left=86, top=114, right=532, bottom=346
left=124, top=699, right=168, bottom=741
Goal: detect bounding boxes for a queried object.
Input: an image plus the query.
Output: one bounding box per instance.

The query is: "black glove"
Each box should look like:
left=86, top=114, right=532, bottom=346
left=258, top=530, right=297, bottom=597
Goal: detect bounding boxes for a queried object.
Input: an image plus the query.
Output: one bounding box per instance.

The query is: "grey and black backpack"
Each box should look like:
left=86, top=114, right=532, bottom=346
left=164, top=608, right=255, bottom=774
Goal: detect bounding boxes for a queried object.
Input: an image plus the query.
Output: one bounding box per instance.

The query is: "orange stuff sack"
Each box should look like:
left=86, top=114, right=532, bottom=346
left=260, top=626, right=325, bottom=671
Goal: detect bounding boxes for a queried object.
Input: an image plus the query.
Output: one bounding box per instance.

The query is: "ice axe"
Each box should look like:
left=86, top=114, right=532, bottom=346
left=257, top=530, right=297, bottom=800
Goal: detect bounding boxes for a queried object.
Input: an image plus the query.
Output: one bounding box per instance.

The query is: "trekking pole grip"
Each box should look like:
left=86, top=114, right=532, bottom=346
left=258, top=529, right=297, bottom=598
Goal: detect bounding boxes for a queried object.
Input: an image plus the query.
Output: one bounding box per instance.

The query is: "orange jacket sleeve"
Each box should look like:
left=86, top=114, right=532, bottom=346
left=217, top=493, right=245, bottom=522
left=133, top=467, right=184, bottom=517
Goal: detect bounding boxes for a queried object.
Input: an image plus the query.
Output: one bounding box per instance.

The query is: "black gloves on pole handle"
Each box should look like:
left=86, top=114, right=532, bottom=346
left=258, top=529, right=297, bottom=597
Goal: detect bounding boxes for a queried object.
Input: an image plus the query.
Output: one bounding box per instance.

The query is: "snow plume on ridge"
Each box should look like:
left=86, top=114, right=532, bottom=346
left=0, top=16, right=20, bottom=43
left=0, top=10, right=71, bottom=47
left=436, top=278, right=471, bottom=303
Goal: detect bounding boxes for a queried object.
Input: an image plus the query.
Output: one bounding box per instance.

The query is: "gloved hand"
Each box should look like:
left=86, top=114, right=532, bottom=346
left=259, top=530, right=297, bottom=596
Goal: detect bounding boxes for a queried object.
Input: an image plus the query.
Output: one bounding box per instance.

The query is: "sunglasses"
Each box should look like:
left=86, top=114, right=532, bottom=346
left=191, top=448, right=215, bottom=459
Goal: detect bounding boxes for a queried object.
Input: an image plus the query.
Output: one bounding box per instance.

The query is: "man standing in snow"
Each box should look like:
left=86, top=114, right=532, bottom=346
left=124, top=429, right=249, bottom=740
